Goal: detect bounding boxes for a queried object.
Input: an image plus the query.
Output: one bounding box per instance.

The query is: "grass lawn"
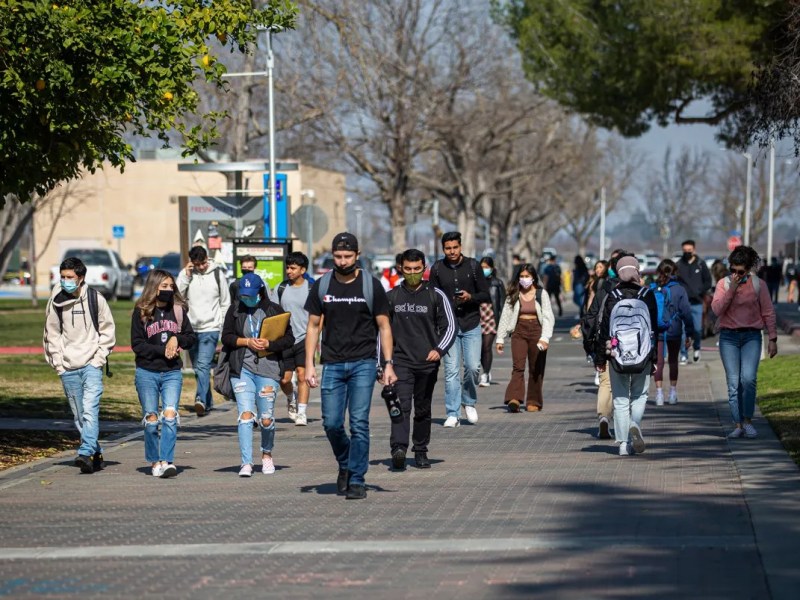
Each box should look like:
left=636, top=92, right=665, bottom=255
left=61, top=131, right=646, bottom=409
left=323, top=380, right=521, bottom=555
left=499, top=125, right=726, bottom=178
left=758, top=355, right=800, bottom=466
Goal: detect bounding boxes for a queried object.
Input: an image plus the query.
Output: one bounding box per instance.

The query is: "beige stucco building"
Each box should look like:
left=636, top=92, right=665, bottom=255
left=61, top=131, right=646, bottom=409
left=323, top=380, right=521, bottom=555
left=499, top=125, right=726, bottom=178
left=34, top=159, right=346, bottom=291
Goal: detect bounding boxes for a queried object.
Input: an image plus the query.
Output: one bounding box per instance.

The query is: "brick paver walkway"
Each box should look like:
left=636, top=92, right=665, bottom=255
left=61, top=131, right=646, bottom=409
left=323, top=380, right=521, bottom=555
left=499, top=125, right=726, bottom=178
left=1, top=320, right=799, bottom=599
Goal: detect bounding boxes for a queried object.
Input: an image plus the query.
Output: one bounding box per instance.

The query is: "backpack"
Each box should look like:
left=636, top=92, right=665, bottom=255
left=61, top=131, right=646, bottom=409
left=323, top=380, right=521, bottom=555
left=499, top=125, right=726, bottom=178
left=649, top=281, right=678, bottom=333
left=607, top=287, right=653, bottom=374
left=55, top=286, right=113, bottom=377
left=317, top=270, right=375, bottom=315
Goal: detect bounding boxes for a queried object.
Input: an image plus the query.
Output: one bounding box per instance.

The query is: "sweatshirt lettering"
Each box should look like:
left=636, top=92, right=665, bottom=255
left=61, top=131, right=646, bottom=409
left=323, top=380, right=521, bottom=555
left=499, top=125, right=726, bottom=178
left=393, top=302, right=429, bottom=314
left=146, top=319, right=179, bottom=338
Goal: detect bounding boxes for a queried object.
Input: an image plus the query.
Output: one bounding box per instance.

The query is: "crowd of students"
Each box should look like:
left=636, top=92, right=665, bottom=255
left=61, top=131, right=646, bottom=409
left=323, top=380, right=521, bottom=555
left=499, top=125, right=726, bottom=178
left=42, top=233, right=778, bottom=494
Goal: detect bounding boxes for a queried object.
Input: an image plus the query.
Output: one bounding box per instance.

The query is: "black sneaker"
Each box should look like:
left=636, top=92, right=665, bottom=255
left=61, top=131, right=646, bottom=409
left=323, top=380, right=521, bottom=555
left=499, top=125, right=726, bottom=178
left=75, top=454, right=94, bottom=474
left=391, top=448, right=406, bottom=470
left=346, top=484, right=367, bottom=500
left=92, top=452, right=105, bottom=471
left=336, top=468, right=350, bottom=495
left=414, top=452, right=431, bottom=469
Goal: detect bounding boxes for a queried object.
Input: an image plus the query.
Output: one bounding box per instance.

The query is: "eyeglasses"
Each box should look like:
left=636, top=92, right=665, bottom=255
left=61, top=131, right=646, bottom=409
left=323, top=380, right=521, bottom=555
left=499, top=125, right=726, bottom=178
left=730, top=268, right=747, bottom=276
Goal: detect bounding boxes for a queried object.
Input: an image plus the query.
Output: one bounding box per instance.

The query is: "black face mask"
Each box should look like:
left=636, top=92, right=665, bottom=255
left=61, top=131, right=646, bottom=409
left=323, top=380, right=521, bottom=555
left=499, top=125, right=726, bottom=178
left=335, top=263, right=358, bottom=276
left=157, top=290, right=174, bottom=303
left=241, top=269, right=254, bottom=276
left=682, top=251, right=693, bottom=262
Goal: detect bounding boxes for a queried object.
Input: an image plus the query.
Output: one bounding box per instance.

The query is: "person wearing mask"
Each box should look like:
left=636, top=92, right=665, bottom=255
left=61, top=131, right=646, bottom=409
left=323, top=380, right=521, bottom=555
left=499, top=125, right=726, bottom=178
left=276, top=252, right=313, bottom=426
left=581, top=250, right=628, bottom=439
left=650, top=260, right=695, bottom=406
left=479, top=256, right=506, bottom=387
left=712, top=246, right=778, bottom=439
left=542, top=256, right=563, bottom=317
left=387, top=249, right=457, bottom=470
left=676, top=240, right=712, bottom=364
left=44, top=257, right=116, bottom=474
left=304, top=233, right=396, bottom=500
left=131, top=269, right=196, bottom=477
left=572, top=256, right=590, bottom=318
left=229, top=255, right=271, bottom=305
left=176, top=246, right=231, bottom=416
left=495, top=264, right=555, bottom=412
left=428, top=232, right=491, bottom=427
left=221, top=273, right=294, bottom=477
left=594, top=256, right=658, bottom=456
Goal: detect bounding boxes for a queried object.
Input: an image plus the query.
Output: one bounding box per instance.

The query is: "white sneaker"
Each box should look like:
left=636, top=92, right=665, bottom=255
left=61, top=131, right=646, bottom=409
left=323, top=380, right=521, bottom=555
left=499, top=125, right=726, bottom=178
left=488, top=372, right=492, bottom=384
left=629, top=423, right=646, bottom=454
left=161, top=463, right=177, bottom=478
left=262, top=455, right=276, bottom=474
left=668, top=389, right=678, bottom=405
left=693, top=350, right=701, bottom=363
left=464, top=406, right=479, bottom=424
left=443, top=416, right=460, bottom=428
left=295, top=412, right=307, bottom=426
left=679, top=355, right=688, bottom=365
left=743, top=423, right=758, bottom=438
left=594, top=371, right=600, bottom=386
left=151, top=463, right=165, bottom=478
left=655, top=390, right=664, bottom=406
left=618, top=442, right=632, bottom=456
left=287, top=393, right=298, bottom=422
left=239, top=464, right=253, bottom=477
left=728, top=427, right=745, bottom=439
left=478, top=373, right=490, bottom=388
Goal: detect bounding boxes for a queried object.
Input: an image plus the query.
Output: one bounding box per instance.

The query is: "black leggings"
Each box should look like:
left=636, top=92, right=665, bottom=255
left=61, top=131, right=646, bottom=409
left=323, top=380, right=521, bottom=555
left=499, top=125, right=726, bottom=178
left=654, top=338, right=682, bottom=383
left=481, top=333, right=494, bottom=373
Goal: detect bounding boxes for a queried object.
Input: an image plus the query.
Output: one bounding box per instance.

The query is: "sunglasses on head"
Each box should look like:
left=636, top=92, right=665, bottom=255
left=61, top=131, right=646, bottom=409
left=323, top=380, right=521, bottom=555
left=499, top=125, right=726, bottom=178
left=730, top=268, right=747, bottom=276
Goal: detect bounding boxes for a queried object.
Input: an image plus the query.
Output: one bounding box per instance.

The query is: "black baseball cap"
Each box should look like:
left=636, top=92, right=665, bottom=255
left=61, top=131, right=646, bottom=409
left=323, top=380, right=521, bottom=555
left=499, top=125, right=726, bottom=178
left=332, top=232, right=359, bottom=252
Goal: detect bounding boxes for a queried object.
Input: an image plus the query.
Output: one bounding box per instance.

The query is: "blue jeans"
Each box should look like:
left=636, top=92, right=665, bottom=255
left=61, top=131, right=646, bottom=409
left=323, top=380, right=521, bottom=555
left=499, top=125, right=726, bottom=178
left=231, top=369, right=278, bottom=466
left=320, top=359, right=377, bottom=486
left=718, top=329, right=762, bottom=424
left=189, top=331, right=219, bottom=409
left=442, top=324, right=482, bottom=418
left=135, top=368, right=183, bottom=464
left=680, top=303, right=704, bottom=357
left=60, top=365, right=103, bottom=457
left=609, top=369, right=650, bottom=444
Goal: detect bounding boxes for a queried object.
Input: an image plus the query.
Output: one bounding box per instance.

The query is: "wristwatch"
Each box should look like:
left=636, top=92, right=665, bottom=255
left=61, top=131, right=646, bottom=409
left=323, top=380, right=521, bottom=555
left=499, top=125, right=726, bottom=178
left=384, top=359, right=395, bottom=365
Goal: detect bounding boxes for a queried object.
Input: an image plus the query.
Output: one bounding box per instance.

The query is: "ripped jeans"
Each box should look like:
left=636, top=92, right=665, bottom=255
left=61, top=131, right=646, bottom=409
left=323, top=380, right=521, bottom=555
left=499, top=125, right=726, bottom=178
left=135, top=368, right=183, bottom=464
left=231, top=369, right=279, bottom=466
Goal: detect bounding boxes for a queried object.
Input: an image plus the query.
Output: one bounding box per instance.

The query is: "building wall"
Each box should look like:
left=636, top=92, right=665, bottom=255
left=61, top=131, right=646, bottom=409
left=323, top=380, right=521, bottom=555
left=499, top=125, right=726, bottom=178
left=35, top=160, right=346, bottom=291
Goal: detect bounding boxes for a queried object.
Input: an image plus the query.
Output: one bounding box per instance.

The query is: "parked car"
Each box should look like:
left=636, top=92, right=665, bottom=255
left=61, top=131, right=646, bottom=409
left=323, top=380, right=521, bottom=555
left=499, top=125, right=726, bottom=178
left=51, top=248, right=135, bottom=300
left=371, top=253, right=398, bottom=276
left=134, top=255, right=161, bottom=285
left=157, top=252, right=182, bottom=280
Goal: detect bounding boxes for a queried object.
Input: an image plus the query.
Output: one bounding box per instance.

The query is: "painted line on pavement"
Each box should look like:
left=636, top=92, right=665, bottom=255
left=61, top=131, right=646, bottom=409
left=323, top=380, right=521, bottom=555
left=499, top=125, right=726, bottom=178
left=0, top=535, right=754, bottom=560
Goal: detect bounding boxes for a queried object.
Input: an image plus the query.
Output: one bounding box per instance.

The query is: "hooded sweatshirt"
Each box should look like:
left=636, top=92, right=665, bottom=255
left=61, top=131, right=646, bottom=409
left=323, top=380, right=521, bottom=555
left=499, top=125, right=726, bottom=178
left=176, top=262, right=231, bottom=333
left=43, top=283, right=116, bottom=375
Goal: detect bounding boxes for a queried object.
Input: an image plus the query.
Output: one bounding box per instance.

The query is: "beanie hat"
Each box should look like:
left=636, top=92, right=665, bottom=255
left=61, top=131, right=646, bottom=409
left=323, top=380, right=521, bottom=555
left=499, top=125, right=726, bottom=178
left=616, top=256, right=641, bottom=284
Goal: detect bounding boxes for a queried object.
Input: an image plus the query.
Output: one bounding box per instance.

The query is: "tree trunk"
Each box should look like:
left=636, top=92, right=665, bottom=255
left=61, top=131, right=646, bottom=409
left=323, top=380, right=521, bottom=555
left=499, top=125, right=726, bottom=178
left=389, top=191, right=407, bottom=252
left=29, top=220, right=38, bottom=307
left=0, top=199, right=34, bottom=283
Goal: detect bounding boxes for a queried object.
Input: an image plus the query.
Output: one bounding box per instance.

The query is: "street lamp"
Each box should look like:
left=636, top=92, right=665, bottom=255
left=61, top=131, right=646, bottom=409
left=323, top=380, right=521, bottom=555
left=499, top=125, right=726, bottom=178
left=742, top=152, right=752, bottom=247
left=767, top=140, right=775, bottom=262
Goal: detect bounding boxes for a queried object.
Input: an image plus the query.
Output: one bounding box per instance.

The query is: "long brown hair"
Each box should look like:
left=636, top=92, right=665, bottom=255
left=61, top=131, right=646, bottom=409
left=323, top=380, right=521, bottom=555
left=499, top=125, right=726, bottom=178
left=506, top=263, right=540, bottom=306
left=135, top=269, right=187, bottom=322
left=656, top=259, right=678, bottom=287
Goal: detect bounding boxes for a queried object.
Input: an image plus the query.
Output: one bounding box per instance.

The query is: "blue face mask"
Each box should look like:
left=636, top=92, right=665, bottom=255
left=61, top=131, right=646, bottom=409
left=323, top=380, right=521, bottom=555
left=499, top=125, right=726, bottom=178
left=241, top=295, right=260, bottom=308
left=482, top=268, right=492, bottom=278
left=61, top=279, right=79, bottom=293
left=608, top=267, right=616, bottom=279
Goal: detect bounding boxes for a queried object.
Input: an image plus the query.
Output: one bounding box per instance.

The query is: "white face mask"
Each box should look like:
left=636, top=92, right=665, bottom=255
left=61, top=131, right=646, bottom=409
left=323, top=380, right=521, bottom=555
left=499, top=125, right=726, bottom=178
left=519, top=277, right=533, bottom=289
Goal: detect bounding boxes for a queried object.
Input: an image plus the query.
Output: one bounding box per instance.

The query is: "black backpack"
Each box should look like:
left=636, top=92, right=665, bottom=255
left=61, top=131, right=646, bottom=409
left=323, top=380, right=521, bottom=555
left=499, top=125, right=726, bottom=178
left=55, top=287, right=113, bottom=377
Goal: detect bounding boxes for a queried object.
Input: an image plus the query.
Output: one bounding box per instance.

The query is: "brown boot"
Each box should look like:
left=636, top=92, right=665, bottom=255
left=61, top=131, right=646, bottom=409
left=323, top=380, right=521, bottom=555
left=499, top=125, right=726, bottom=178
left=507, top=399, right=520, bottom=413
left=526, top=404, right=541, bottom=412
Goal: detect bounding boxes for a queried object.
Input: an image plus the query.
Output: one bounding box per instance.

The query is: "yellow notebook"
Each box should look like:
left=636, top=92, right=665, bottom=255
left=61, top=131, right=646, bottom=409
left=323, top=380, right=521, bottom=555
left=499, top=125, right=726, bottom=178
left=257, top=312, right=291, bottom=358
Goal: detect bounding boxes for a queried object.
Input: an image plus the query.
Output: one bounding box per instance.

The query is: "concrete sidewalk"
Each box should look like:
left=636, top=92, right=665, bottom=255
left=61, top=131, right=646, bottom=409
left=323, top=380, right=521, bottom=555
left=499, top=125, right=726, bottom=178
left=1, top=321, right=799, bottom=599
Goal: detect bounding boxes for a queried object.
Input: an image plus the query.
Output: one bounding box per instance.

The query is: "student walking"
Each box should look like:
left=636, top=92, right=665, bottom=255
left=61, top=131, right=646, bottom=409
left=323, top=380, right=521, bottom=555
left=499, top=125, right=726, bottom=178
left=44, top=257, right=116, bottom=474
left=572, top=256, right=590, bottom=318
left=304, top=233, right=396, bottom=500
left=387, top=249, right=457, bottom=470
left=177, top=246, right=231, bottom=416
left=712, top=246, right=778, bottom=439
left=131, top=269, right=196, bottom=478
left=479, top=256, right=506, bottom=387
left=495, top=264, right=555, bottom=413
left=543, top=256, right=563, bottom=317
left=650, top=260, right=695, bottom=406
left=221, top=273, right=294, bottom=477
left=594, top=256, right=658, bottom=456
left=676, top=240, right=712, bottom=364
left=428, top=232, right=491, bottom=427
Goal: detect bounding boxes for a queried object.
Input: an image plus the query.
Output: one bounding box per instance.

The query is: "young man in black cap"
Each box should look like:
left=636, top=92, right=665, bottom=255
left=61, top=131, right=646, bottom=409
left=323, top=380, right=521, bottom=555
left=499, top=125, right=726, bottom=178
left=387, top=248, right=457, bottom=469
left=304, top=232, right=397, bottom=499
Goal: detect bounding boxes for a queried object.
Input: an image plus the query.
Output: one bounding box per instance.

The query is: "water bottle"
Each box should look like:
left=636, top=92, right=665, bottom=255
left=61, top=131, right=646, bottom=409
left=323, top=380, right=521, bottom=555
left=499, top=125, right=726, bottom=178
left=381, top=384, right=403, bottom=424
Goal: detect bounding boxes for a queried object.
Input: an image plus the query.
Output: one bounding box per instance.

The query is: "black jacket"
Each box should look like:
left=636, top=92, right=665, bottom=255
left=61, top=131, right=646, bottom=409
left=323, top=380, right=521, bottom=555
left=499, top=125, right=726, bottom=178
left=428, top=256, right=491, bottom=332
left=677, top=257, right=712, bottom=304
left=488, top=277, right=506, bottom=323
left=131, top=305, right=196, bottom=372
left=594, top=281, right=659, bottom=368
left=221, top=297, right=294, bottom=378
left=580, top=276, right=615, bottom=356
left=387, top=282, right=458, bottom=370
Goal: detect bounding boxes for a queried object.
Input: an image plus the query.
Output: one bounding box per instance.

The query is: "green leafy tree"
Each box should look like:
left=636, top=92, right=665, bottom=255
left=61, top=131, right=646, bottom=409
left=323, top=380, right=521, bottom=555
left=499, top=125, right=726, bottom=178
left=493, top=0, right=783, bottom=140
left=0, top=0, right=297, bottom=204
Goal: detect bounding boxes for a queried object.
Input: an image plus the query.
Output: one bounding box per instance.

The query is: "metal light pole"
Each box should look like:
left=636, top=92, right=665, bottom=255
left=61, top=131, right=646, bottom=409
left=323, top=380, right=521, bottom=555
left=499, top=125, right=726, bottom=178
left=768, top=140, right=775, bottom=262
left=743, top=152, right=752, bottom=247
left=266, top=30, right=277, bottom=239
left=599, top=186, right=606, bottom=259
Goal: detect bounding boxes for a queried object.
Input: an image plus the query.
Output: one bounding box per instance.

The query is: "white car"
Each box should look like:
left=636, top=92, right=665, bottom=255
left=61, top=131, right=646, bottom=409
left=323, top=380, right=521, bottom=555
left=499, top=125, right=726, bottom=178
left=51, top=248, right=135, bottom=300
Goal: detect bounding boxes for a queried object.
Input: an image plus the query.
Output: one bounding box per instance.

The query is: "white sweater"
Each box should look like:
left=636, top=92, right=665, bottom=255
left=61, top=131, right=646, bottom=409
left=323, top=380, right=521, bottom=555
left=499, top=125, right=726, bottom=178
left=495, top=289, right=555, bottom=345
left=176, top=264, right=231, bottom=333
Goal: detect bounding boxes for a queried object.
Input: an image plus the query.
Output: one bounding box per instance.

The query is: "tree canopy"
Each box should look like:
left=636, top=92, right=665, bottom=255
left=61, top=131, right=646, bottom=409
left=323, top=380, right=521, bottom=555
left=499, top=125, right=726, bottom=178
left=0, top=0, right=297, bottom=204
left=493, top=0, right=784, bottom=141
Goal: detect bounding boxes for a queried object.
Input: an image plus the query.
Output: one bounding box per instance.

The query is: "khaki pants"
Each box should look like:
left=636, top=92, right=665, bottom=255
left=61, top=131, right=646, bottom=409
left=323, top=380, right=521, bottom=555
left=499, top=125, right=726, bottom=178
left=596, top=368, right=612, bottom=418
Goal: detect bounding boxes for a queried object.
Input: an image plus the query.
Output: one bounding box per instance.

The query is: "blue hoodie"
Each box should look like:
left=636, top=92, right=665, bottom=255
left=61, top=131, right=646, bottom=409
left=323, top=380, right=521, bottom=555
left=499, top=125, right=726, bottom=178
left=651, top=278, right=695, bottom=340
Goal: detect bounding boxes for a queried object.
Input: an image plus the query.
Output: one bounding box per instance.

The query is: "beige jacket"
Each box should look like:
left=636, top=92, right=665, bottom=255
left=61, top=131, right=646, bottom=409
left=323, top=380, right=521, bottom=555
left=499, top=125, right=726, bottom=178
left=43, top=284, right=116, bottom=375
left=495, top=288, right=555, bottom=345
